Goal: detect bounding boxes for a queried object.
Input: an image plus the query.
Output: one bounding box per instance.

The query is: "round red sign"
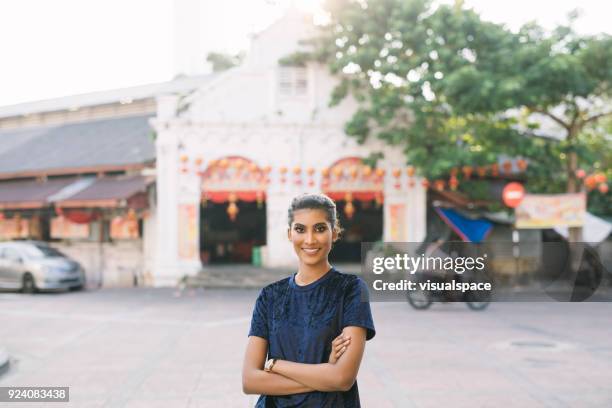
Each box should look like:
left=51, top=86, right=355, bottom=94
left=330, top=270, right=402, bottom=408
left=502, top=182, right=525, bottom=208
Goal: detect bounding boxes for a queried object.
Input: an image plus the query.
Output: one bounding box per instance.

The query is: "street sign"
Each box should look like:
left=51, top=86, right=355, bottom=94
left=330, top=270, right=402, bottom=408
left=502, top=182, right=525, bottom=208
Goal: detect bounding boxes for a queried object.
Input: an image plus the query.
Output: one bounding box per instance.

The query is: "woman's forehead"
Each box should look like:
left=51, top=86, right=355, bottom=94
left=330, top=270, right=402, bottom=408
left=291, top=208, right=330, bottom=224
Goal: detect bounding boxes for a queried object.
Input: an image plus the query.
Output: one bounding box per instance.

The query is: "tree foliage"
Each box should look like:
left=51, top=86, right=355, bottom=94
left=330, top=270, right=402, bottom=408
left=285, top=0, right=611, bottom=213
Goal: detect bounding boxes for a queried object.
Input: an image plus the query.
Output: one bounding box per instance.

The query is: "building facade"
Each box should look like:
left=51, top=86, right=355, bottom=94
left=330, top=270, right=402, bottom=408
left=151, top=10, right=427, bottom=286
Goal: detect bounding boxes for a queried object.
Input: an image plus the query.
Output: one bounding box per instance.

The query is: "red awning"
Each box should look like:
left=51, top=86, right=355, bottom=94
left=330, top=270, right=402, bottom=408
left=0, top=178, right=77, bottom=210
left=55, top=175, right=151, bottom=209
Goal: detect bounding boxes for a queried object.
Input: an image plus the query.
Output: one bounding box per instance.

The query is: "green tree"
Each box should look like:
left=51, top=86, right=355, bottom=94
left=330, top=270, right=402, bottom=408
left=206, top=51, right=244, bottom=72
left=284, top=0, right=611, bottom=229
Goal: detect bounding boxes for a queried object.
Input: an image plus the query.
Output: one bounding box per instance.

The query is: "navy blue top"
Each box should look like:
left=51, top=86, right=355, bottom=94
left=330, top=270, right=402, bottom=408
left=248, top=267, right=376, bottom=408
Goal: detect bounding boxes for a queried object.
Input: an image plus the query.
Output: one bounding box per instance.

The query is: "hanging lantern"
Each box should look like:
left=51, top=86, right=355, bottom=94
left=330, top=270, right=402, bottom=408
left=421, top=179, right=430, bottom=189
left=584, top=175, right=597, bottom=190
left=194, top=157, right=203, bottom=166
left=375, top=192, right=383, bottom=208
left=406, top=166, right=415, bottom=177
left=344, top=192, right=355, bottom=219
left=321, top=167, right=330, bottom=178
left=434, top=180, right=445, bottom=191
left=375, top=168, right=385, bottom=178
left=362, top=165, right=372, bottom=178
left=349, top=166, right=358, bottom=180
left=219, top=158, right=229, bottom=168
left=209, top=159, right=217, bottom=168
left=263, top=165, right=272, bottom=174
left=449, top=176, right=459, bottom=191
left=279, top=166, right=288, bottom=184
left=227, top=193, right=239, bottom=221
left=599, top=183, right=609, bottom=194
left=393, top=168, right=401, bottom=189
left=517, top=159, right=528, bottom=171
left=180, top=155, right=189, bottom=163
left=462, top=166, right=473, bottom=179
left=333, top=167, right=344, bottom=179
left=476, top=166, right=487, bottom=178
left=502, top=161, right=513, bottom=174
left=491, top=163, right=499, bottom=177
left=450, top=168, right=458, bottom=177
left=594, top=173, right=607, bottom=184
left=575, top=169, right=586, bottom=179
left=293, top=166, right=301, bottom=176
left=306, top=167, right=315, bottom=176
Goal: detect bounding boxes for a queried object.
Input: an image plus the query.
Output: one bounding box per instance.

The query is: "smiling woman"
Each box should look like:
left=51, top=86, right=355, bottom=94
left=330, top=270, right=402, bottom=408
left=242, top=193, right=376, bottom=407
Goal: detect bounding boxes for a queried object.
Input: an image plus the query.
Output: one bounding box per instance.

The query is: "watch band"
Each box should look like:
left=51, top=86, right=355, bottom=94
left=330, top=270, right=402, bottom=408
left=264, top=358, right=276, bottom=372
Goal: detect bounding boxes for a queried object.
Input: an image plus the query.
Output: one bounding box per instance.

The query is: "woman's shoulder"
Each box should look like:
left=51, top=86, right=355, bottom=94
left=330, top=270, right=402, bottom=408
left=329, top=269, right=366, bottom=290
left=260, top=276, right=291, bottom=295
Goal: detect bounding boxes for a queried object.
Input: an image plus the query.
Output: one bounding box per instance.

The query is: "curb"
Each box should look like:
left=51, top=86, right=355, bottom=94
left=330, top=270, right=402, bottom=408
left=0, top=348, right=9, bottom=377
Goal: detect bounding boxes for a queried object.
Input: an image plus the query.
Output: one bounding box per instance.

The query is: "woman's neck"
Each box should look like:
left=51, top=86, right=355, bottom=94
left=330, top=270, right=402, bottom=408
left=296, top=261, right=332, bottom=285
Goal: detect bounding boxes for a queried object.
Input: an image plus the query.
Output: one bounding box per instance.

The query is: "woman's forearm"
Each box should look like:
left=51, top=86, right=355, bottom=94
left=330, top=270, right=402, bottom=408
left=242, top=368, right=315, bottom=396
left=271, top=360, right=352, bottom=392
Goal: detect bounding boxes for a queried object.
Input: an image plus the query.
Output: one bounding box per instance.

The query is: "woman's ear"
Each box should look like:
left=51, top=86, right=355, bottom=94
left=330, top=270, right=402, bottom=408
left=332, top=228, right=339, bottom=243
left=287, top=227, right=292, bottom=241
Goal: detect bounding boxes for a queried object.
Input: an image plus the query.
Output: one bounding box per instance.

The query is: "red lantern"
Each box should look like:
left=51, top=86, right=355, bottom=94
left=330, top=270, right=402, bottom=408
left=450, top=168, right=458, bottom=177
left=321, top=167, right=330, bottom=178
left=333, top=167, right=343, bottom=179
left=344, top=192, right=355, bottom=219
left=462, top=166, right=473, bottom=179
left=421, top=179, right=430, bottom=189
left=406, top=166, right=415, bottom=177
left=293, top=166, right=301, bottom=175
left=491, top=163, right=499, bottom=177
left=392, top=168, right=401, bottom=179
left=502, top=161, right=513, bottom=174
left=375, top=168, right=385, bottom=178
left=517, top=159, right=528, bottom=171
left=575, top=169, right=586, bottom=179
left=362, top=166, right=372, bottom=177
left=449, top=176, right=459, bottom=191
left=350, top=166, right=358, bottom=179
left=594, top=173, right=607, bottom=184
left=598, top=183, right=609, bottom=194
left=476, top=167, right=487, bottom=178
left=434, top=180, right=445, bottom=191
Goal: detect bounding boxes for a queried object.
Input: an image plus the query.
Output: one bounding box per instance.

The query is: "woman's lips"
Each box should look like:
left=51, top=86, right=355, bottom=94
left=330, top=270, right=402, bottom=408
left=302, top=248, right=320, bottom=255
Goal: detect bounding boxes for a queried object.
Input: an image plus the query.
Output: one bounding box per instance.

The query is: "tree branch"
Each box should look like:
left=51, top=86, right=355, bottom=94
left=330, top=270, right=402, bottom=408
left=531, top=107, right=571, bottom=130
left=583, top=111, right=612, bottom=125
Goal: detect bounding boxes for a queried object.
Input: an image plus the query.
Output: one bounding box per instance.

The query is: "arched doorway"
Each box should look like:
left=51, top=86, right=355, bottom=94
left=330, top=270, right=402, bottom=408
left=322, top=157, right=384, bottom=263
left=199, top=156, right=268, bottom=264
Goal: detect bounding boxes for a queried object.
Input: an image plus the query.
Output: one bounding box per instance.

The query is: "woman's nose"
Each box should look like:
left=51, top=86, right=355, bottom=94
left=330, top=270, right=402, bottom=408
left=305, top=230, right=316, bottom=244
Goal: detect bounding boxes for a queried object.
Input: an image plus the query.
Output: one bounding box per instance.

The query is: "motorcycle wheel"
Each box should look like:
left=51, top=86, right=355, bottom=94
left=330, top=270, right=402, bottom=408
left=407, top=287, right=433, bottom=310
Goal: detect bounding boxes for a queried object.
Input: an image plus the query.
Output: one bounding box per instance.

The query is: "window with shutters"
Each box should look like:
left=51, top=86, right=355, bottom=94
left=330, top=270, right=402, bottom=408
left=278, top=67, right=309, bottom=97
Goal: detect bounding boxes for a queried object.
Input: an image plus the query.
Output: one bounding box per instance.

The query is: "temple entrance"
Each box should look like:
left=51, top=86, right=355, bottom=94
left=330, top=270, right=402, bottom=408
left=323, top=157, right=385, bottom=264
left=200, top=201, right=266, bottom=264
left=331, top=200, right=383, bottom=263
left=198, top=156, right=268, bottom=265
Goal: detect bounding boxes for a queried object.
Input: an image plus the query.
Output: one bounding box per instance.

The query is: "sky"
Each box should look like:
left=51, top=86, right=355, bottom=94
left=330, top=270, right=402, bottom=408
left=0, top=0, right=610, bottom=107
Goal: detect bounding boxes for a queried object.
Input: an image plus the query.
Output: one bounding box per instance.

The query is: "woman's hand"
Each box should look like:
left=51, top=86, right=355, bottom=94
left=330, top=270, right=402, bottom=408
left=328, top=333, right=351, bottom=364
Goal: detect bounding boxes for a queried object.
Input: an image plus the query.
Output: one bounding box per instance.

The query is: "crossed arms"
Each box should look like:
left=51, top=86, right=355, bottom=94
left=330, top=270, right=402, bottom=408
left=242, top=326, right=367, bottom=395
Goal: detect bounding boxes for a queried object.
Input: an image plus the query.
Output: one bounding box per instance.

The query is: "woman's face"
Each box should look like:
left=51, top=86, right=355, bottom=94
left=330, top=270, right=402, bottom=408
left=288, top=209, right=338, bottom=267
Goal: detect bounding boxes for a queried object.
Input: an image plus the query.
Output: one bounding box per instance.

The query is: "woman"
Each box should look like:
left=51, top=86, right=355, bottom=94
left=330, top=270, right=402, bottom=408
left=242, top=193, right=376, bottom=407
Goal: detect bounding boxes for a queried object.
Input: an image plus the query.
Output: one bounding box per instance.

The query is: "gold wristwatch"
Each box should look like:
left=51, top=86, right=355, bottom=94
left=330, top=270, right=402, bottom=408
left=264, top=358, right=277, bottom=372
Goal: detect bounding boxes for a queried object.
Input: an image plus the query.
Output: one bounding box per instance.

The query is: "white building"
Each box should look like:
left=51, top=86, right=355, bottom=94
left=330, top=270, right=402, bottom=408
left=150, top=9, right=427, bottom=286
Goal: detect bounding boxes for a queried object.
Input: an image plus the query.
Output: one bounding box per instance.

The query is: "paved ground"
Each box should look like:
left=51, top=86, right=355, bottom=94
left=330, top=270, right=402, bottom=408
left=0, top=287, right=611, bottom=408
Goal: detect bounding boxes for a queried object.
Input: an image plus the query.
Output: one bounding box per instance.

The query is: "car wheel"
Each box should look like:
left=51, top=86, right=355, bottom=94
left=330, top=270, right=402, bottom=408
left=21, top=273, right=37, bottom=294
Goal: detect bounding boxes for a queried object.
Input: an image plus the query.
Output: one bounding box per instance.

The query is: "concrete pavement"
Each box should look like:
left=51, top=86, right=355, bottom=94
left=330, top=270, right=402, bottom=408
left=0, top=288, right=611, bottom=407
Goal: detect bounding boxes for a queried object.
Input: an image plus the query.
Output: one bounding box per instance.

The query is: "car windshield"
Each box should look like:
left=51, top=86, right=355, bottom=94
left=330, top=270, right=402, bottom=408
left=22, top=244, right=66, bottom=259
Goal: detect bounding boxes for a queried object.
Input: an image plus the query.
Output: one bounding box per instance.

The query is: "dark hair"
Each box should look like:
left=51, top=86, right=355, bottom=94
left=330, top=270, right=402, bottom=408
left=288, top=193, right=343, bottom=234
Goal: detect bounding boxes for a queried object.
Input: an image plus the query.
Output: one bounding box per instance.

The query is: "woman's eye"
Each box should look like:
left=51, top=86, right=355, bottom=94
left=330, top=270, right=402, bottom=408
left=316, top=226, right=327, bottom=232
left=294, top=227, right=304, bottom=233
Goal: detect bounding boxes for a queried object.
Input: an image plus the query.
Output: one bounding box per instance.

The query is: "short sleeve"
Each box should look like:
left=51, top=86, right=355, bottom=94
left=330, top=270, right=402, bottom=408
left=342, top=277, right=376, bottom=340
left=248, top=288, right=269, bottom=340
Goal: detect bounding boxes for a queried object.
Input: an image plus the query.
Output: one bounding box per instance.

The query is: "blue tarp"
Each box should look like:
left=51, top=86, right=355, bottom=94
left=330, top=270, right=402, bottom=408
left=435, top=208, right=493, bottom=243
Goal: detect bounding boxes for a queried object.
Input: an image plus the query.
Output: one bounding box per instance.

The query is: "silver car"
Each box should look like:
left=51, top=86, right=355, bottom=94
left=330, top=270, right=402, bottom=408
left=0, top=241, right=86, bottom=292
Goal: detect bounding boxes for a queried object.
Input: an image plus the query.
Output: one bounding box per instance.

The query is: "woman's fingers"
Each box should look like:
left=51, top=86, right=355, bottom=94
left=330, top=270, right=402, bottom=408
left=334, top=338, right=351, bottom=357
